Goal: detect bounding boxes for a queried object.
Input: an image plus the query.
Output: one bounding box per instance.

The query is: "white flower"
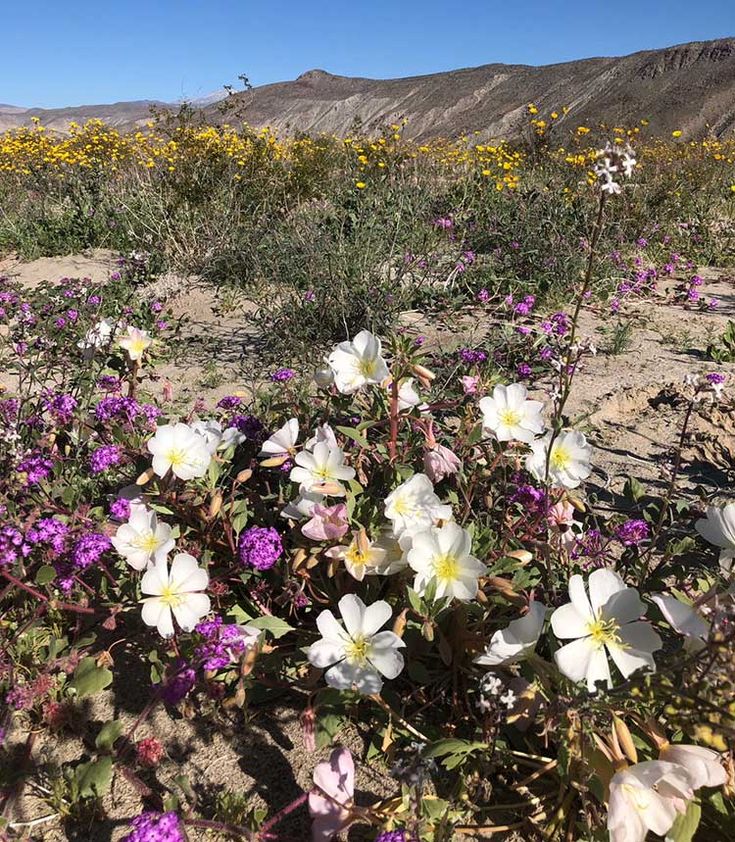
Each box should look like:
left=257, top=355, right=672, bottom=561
left=526, top=430, right=592, bottom=489
left=289, top=441, right=356, bottom=496
left=479, top=383, right=545, bottom=443
left=389, top=377, right=427, bottom=412
left=280, top=490, right=325, bottom=521
left=307, top=594, right=405, bottom=694
left=328, top=531, right=388, bottom=581
left=659, top=744, right=727, bottom=790
left=550, top=568, right=662, bottom=691
left=259, top=418, right=299, bottom=459
left=147, top=422, right=212, bottom=480
left=140, top=553, right=210, bottom=638
left=77, top=318, right=117, bottom=353
left=328, top=330, right=390, bottom=394
left=407, top=521, right=486, bottom=602
left=499, top=689, right=517, bottom=709
left=695, top=503, right=735, bottom=574
left=475, top=600, right=546, bottom=666
left=111, top=503, right=175, bottom=571
left=191, top=419, right=245, bottom=455
left=305, top=423, right=338, bottom=451
left=650, top=594, right=709, bottom=652
left=384, top=473, right=452, bottom=538
left=607, top=761, right=693, bottom=842
left=118, top=326, right=152, bottom=361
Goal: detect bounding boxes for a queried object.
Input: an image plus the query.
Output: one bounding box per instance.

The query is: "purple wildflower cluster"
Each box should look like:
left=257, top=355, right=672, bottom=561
left=510, top=484, right=546, bottom=514
left=42, top=392, right=78, bottom=425
left=228, top=414, right=265, bottom=444
left=194, top=617, right=256, bottom=670
left=216, top=395, right=242, bottom=410
left=458, top=348, right=487, bottom=365
left=616, top=519, right=650, bottom=547
left=455, top=249, right=476, bottom=273
left=238, top=526, right=283, bottom=571
left=95, top=396, right=160, bottom=427
left=270, top=367, right=296, bottom=383
left=109, top=497, right=132, bottom=520
left=121, top=811, right=184, bottom=842
left=27, top=517, right=69, bottom=555
left=375, top=832, right=408, bottom=842
left=17, top=452, right=55, bottom=486
left=571, top=529, right=610, bottom=565
left=89, top=444, right=123, bottom=474
left=159, top=660, right=197, bottom=705
left=0, top=526, right=30, bottom=567
left=71, top=533, right=111, bottom=569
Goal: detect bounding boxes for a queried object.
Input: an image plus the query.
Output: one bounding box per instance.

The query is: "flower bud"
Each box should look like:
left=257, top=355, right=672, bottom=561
left=314, top=367, right=334, bottom=388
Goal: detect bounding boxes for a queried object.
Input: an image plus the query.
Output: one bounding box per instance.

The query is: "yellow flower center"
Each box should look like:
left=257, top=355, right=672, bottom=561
left=166, top=448, right=186, bottom=467
left=134, top=532, right=160, bottom=554
left=344, top=634, right=370, bottom=664
left=159, top=585, right=185, bottom=608
left=434, top=553, right=460, bottom=581
left=345, top=544, right=367, bottom=567
left=129, top=338, right=148, bottom=355
left=550, top=445, right=571, bottom=471
left=358, top=358, right=377, bottom=377
left=586, top=615, right=622, bottom=648
left=498, top=407, right=522, bottom=427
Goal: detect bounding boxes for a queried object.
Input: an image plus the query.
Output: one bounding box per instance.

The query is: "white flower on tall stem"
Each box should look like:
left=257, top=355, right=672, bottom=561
left=384, top=473, right=452, bottom=538
left=650, top=594, right=709, bottom=652
left=407, top=521, right=486, bottom=602
left=327, top=330, right=390, bottom=394
left=78, top=318, right=117, bottom=352
left=111, top=503, right=174, bottom=571
left=307, top=594, right=405, bottom=694
left=550, top=568, right=662, bottom=691
left=475, top=601, right=546, bottom=666
left=147, top=422, right=212, bottom=480
left=118, top=326, right=153, bottom=362
left=695, top=503, right=735, bottom=574
left=479, top=383, right=545, bottom=443
left=290, top=441, right=356, bottom=496
left=607, top=760, right=693, bottom=842
left=140, top=553, right=210, bottom=638
left=526, top=430, right=592, bottom=489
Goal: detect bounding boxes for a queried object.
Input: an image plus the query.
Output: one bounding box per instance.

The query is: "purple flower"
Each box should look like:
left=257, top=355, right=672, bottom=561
left=458, top=348, right=487, bottom=365
left=109, top=497, right=131, bottom=520
left=476, top=288, right=490, bottom=303
left=229, top=414, right=264, bottom=443
left=516, top=362, right=532, bottom=379
left=121, top=811, right=184, bottom=842
left=71, top=533, right=111, bottom=569
left=616, top=519, right=650, bottom=547
left=375, top=832, right=407, bottom=842
left=194, top=618, right=257, bottom=671
left=42, top=392, right=78, bottom=425
left=270, top=367, right=295, bottom=383
left=96, top=375, right=121, bottom=392
left=238, top=526, right=283, bottom=571
left=216, top=395, right=242, bottom=410
left=159, top=660, right=196, bottom=706
left=89, top=445, right=122, bottom=474
left=0, top=526, right=31, bottom=567
left=27, top=518, right=69, bottom=556
left=17, top=453, right=55, bottom=486
left=706, top=373, right=725, bottom=385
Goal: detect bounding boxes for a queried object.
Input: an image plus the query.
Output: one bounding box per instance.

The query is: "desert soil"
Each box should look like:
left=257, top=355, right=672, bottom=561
left=0, top=250, right=733, bottom=840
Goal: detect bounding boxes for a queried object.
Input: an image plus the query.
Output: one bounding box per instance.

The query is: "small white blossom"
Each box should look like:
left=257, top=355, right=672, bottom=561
left=140, top=553, right=210, bottom=638
left=111, top=503, right=174, bottom=571
left=328, top=330, right=390, bottom=394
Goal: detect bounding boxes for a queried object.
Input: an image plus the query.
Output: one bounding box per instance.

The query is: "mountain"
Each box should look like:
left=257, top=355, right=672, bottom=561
left=209, top=38, right=735, bottom=140
left=1, top=38, right=734, bottom=139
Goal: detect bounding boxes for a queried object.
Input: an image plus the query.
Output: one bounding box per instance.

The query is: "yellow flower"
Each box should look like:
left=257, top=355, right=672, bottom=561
left=355, top=181, right=366, bottom=189
left=672, top=130, right=682, bottom=138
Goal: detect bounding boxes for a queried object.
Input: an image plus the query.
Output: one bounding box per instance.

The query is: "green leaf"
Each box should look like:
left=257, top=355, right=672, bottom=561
left=95, top=720, right=123, bottom=752
left=75, top=757, right=113, bottom=798
left=623, top=475, right=646, bottom=503
left=406, top=587, right=423, bottom=614
left=423, top=738, right=487, bottom=759
left=665, top=799, right=701, bottom=842
left=336, top=425, right=370, bottom=449
left=248, top=615, right=294, bottom=639
left=35, top=565, right=56, bottom=586
left=69, top=657, right=113, bottom=698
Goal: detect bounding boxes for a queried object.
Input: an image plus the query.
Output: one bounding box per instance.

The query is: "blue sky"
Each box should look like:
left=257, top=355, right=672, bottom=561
left=3, top=1, right=734, bottom=107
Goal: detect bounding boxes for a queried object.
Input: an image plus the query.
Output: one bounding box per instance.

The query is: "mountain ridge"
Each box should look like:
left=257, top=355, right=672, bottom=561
left=2, top=38, right=734, bottom=139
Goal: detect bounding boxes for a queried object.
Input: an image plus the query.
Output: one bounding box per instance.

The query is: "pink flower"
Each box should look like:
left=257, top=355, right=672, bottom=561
left=308, top=747, right=355, bottom=841
left=461, top=375, right=479, bottom=395
left=548, top=501, right=575, bottom=530
left=302, top=504, right=350, bottom=541
left=424, top=444, right=462, bottom=483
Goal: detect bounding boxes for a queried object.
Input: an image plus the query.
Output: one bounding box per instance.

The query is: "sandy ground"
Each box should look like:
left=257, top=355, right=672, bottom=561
left=1, top=251, right=733, bottom=840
